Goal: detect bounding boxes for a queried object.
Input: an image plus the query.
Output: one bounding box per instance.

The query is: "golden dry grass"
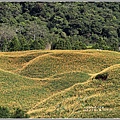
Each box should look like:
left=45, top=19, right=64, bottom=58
left=17, top=50, right=120, bottom=79
left=0, top=49, right=120, bottom=118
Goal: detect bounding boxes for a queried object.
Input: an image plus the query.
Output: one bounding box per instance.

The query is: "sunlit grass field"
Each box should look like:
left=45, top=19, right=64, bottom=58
left=0, top=49, right=120, bottom=118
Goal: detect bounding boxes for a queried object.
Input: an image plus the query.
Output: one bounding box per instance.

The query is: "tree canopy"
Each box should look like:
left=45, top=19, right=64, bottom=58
left=0, top=2, right=120, bottom=51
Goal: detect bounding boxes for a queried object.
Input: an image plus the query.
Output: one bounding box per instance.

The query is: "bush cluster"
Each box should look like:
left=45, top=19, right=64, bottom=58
left=0, top=106, right=29, bottom=118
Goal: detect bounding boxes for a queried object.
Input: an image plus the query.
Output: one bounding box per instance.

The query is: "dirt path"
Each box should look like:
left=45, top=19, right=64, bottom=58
left=27, top=79, right=92, bottom=114
left=27, top=63, right=120, bottom=115
left=91, top=64, right=120, bottom=78
left=15, top=53, right=52, bottom=72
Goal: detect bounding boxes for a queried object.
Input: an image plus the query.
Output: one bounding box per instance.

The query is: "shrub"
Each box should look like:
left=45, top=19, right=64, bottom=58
left=0, top=106, right=29, bottom=118
left=12, top=108, right=29, bottom=118
left=95, top=72, right=108, bottom=81
left=0, top=106, right=11, bottom=118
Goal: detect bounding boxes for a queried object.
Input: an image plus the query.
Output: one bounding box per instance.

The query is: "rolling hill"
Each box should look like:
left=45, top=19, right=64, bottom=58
left=0, top=49, right=120, bottom=118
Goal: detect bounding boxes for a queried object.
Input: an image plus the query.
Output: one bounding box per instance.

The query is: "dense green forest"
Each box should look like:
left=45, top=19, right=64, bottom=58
left=0, top=2, right=120, bottom=51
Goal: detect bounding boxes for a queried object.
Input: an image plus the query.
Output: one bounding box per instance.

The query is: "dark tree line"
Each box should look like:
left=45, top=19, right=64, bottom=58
left=0, top=2, right=120, bottom=51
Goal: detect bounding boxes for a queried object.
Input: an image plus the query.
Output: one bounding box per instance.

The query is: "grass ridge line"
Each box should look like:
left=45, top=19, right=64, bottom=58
left=15, top=53, right=52, bottom=72
left=27, top=79, right=92, bottom=114
left=91, top=63, right=120, bottom=78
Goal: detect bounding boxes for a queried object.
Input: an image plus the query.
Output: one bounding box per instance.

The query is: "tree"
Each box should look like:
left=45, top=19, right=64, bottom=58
left=2, top=39, right=9, bottom=52
left=109, top=37, right=119, bottom=51
left=91, top=21, right=103, bottom=35
left=25, top=21, right=49, bottom=41
left=92, top=43, right=100, bottom=49
left=54, top=39, right=72, bottom=50
left=90, top=34, right=100, bottom=43
left=18, top=35, right=30, bottom=50
left=72, top=40, right=87, bottom=50
left=102, top=26, right=118, bottom=38
left=1, top=2, right=120, bottom=52
left=30, top=39, right=45, bottom=50
left=8, top=37, right=21, bottom=51
left=92, top=37, right=110, bottom=50
left=0, top=24, right=16, bottom=50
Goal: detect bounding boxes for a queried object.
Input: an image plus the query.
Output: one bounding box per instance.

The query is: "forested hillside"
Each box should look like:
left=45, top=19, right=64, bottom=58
left=0, top=2, right=120, bottom=51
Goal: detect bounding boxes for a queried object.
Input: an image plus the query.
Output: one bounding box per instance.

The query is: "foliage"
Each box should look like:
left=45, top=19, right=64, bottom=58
left=54, top=39, right=72, bottom=50
left=0, top=2, right=120, bottom=51
left=95, top=72, right=109, bottom=80
left=12, top=108, right=29, bottom=118
left=0, top=106, right=29, bottom=118
left=0, top=106, right=10, bottom=118
left=9, top=37, right=21, bottom=51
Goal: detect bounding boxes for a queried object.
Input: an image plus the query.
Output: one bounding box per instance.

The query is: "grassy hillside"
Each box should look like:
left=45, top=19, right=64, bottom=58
left=27, top=65, right=120, bottom=118
left=0, top=49, right=120, bottom=118
left=19, top=50, right=120, bottom=78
